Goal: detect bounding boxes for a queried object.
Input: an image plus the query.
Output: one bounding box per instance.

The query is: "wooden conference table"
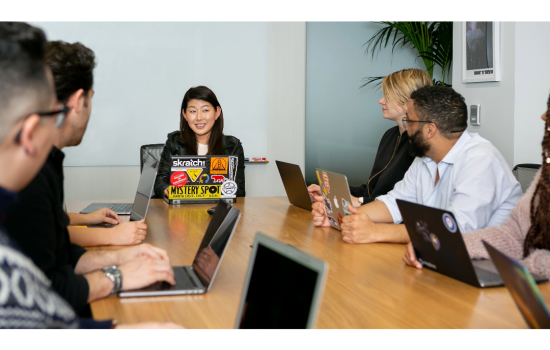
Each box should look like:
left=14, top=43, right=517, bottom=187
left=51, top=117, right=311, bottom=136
left=68, top=197, right=550, bottom=329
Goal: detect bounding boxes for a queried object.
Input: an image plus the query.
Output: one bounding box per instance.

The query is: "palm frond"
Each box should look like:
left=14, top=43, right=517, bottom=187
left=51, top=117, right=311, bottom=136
left=359, top=76, right=384, bottom=90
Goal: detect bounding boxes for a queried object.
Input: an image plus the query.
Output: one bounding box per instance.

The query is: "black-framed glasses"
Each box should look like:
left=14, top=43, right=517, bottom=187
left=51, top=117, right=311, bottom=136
left=14, top=105, right=70, bottom=142
left=402, top=117, right=433, bottom=129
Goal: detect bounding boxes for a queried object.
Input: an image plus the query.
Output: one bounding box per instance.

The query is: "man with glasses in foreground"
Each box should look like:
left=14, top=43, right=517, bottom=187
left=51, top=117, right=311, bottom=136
left=312, top=86, right=522, bottom=244
left=5, top=39, right=175, bottom=317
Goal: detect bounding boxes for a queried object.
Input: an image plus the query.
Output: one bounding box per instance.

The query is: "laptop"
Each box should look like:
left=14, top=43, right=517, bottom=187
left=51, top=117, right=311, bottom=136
left=166, top=155, right=238, bottom=205
left=119, top=200, right=241, bottom=297
left=275, top=160, right=312, bottom=211
left=483, top=241, right=550, bottom=328
left=235, top=233, right=328, bottom=329
left=397, top=199, right=548, bottom=288
left=80, top=164, right=157, bottom=221
left=315, top=168, right=354, bottom=231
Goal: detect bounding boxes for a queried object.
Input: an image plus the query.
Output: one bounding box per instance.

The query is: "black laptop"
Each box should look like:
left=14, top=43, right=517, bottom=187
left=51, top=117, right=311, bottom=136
left=275, top=160, right=312, bottom=211
left=483, top=241, right=550, bottom=328
left=80, top=164, right=157, bottom=219
left=397, top=199, right=547, bottom=288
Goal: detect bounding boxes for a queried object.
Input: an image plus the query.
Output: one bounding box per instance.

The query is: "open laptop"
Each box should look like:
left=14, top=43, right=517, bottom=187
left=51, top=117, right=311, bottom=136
left=80, top=164, right=157, bottom=220
left=166, top=155, right=238, bottom=205
left=397, top=199, right=547, bottom=288
left=483, top=241, right=550, bottom=328
left=119, top=200, right=241, bottom=297
left=275, top=160, right=312, bottom=211
left=315, top=168, right=354, bottom=231
left=235, top=233, right=328, bottom=329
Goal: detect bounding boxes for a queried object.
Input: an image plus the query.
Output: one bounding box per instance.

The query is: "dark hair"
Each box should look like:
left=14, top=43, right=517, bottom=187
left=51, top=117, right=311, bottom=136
left=0, top=22, right=51, bottom=140
left=179, top=86, right=225, bottom=155
left=524, top=94, right=550, bottom=257
left=410, top=86, right=468, bottom=139
left=45, top=41, right=96, bottom=103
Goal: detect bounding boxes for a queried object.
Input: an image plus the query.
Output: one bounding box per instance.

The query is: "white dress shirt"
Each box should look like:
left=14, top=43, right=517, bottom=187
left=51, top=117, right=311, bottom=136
left=376, top=130, right=523, bottom=233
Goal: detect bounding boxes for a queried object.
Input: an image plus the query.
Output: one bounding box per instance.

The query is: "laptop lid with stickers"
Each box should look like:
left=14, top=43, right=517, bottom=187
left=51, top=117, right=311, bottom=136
left=314, top=169, right=354, bottom=231
left=168, top=155, right=239, bottom=204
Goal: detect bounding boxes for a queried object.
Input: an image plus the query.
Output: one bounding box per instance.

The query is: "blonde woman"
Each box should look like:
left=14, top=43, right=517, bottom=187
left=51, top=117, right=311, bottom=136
left=308, top=68, right=433, bottom=207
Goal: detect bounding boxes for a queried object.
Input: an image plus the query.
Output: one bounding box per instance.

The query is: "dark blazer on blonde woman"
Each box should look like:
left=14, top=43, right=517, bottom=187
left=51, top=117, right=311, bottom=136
left=154, top=131, right=246, bottom=198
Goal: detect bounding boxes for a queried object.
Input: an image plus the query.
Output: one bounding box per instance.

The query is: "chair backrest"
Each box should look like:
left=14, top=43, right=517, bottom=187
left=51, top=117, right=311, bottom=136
left=512, top=163, right=541, bottom=193
left=140, top=144, right=164, bottom=173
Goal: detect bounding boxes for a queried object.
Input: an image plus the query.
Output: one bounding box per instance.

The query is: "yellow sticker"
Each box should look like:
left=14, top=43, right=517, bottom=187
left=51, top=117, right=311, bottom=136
left=210, top=157, right=228, bottom=175
left=169, top=185, right=221, bottom=200
left=315, top=170, right=327, bottom=195
left=186, top=168, right=203, bottom=182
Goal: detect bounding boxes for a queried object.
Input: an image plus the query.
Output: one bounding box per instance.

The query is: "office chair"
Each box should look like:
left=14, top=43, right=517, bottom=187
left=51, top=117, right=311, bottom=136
left=512, top=163, right=541, bottom=194
left=140, top=143, right=164, bottom=173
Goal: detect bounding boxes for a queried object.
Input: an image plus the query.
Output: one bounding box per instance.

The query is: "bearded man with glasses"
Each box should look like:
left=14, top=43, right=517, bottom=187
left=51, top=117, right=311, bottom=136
left=312, top=86, right=523, bottom=245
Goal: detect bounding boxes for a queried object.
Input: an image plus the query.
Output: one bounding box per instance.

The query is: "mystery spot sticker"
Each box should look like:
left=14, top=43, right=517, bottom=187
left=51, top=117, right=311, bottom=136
left=170, top=171, right=188, bottom=187
left=221, top=180, right=238, bottom=195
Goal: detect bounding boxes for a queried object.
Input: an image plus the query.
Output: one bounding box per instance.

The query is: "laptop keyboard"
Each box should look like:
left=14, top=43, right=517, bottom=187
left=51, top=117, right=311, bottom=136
left=108, top=203, right=133, bottom=213
left=174, top=267, right=199, bottom=290
left=474, top=267, right=502, bottom=284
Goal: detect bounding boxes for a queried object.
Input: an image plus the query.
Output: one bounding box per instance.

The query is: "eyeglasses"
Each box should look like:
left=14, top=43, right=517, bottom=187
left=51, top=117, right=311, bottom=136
left=14, top=105, right=70, bottom=142
left=402, top=117, right=433, bottom=129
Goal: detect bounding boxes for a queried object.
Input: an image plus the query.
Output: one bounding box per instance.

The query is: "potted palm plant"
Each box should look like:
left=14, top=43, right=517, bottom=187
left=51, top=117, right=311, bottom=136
left=361, top=21, right=453, bottom=88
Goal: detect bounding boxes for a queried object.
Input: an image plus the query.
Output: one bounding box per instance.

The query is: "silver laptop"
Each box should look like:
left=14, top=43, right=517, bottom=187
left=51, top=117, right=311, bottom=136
left=79, top=164, right=157, bottom=219
left=235, top=233, right=328, bottom=329
left=119, top=200, right=241, bottom=297
left=275, top=160, right=312, bottom=211
left=315, top=168, right=354, bottom=231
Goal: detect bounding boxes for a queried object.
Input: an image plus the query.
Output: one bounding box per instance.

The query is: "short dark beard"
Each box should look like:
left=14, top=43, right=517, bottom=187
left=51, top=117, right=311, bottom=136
left=407, top=128, right=430, bottom=158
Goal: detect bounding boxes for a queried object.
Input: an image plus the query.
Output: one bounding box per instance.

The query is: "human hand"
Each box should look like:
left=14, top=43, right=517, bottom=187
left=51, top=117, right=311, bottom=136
left=115, top=322, right=183, bottom=329
left=110, top=220, right=147, bottom=246
left=307, top=184, right=323, bottom=201
left=312, top=196, right=330, bottom=227
left=115, top=243, right=170, bottom=266
left=119, top=255, right=175, bottom=290
left=350, top=195, right=362, bottom=208
left=87, top=207, right=122, bottom=225
left=163, top=187, right=169, bottom=198
left=403, top=242, right=422, bottom=269
left=340, top=205, right=378, bottom=244
left=193, top=246, right=219, bottom=282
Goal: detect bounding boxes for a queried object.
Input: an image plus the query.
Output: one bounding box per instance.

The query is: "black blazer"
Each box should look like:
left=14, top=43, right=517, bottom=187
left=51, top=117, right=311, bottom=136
left=349, top=126, right=414, bottom=204
left=154, top=131, right=246, bottom=198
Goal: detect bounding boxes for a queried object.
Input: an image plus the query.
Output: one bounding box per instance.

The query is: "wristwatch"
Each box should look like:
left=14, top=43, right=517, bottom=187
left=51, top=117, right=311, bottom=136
left=358, top=197, right=364, bottom=204
left=102, top=266, right=122, bottom=295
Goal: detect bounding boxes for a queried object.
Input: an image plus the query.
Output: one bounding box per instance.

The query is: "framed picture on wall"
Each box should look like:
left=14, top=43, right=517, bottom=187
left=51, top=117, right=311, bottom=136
left=462, top=22, right=501, bottom=83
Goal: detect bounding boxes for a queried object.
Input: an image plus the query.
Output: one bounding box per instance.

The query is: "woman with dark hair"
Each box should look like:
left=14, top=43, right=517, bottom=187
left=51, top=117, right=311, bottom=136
left=154, top=86, right=245, bottom=198
left=403, top=94, right=550, bottom=278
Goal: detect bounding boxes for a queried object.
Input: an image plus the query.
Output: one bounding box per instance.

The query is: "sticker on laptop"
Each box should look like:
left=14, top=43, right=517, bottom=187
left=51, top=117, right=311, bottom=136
left=323, top=194, right=332, bottom=214
left=322, top=172, right=330, bottom=193
left=333, top=196, right=340, bottom=209
left=186, top=168, right=203, bottom=182
left=442, top=213, right=457, bottom=233
left=221, top=180, right=238, bottom=195
left=199, top=174, right=209, bottom=183
left=342, top=198, right=352, bottom=215
left=170, top=171, right=188, bottom=187
left=211, top=157, right=228, bottom=175
left=211, top=175, right=226, bottom=183
left=416, top=220, right=430, bottom=242
left=328, top=216, right=339, bottom=229
left=430, top=233, right=441, bottom=251
left=337, top=212, right=343, bottom=226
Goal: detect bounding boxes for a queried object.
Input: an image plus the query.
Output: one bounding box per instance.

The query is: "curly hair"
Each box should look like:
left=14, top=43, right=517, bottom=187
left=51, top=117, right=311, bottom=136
left=45, top=41, right=96, bottom=103
left=410, top=86, right=468, bottom=139
left=524, top=93, right=550, bottom=257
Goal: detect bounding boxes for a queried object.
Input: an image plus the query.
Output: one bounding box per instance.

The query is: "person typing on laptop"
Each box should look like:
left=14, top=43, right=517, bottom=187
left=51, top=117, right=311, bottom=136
left=0, top=21, right=179, bottom=329
left=312, top=86, right=522, bottom=244
left=5, top=39, right=176, bottom=316
left=404, top=96, right=550, bottom=278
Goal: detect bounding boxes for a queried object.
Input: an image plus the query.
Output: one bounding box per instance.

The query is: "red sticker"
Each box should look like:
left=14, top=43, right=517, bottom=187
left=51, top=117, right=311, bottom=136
left=211, top=175, right=226, bottom=183
left=337, top=213, right=343, bottom=226
left=170, top=171, right=188, bottom=187
left=322, top=172, right=330, bottom=193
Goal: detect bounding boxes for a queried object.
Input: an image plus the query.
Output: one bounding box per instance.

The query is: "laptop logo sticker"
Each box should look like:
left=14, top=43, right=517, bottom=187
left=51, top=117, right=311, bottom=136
left=221, top=180, right=238, bottom=196
left=442, top=213, right=457, bottom=233
left=430, top=233, right=441, bottom=251
left=416, top=220, right=441, bottom=251
left=211, top=157, right=228, bottom=174
left=186, top=168, right=203, bottom=182
left=199, top=174, right=209, bottom=183
left=170, top=171, right=188, bottom=187
left=322, top=172, right=330, bottom=193
left=212, top=175, right=226, bottom=183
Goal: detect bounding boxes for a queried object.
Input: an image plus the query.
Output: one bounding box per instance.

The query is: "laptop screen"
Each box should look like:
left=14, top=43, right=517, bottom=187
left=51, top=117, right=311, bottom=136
left=130, top=165, right=157, bottom=221
left=237, top=243, right=319, bottom=329
left=191, top=200, right=239, bottom=289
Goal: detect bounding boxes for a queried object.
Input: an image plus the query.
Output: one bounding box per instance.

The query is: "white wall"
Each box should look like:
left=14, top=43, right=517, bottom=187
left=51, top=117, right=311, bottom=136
left=452, top=21, right=550, bottom=169
left=63, top=22, right=306, bottom=200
